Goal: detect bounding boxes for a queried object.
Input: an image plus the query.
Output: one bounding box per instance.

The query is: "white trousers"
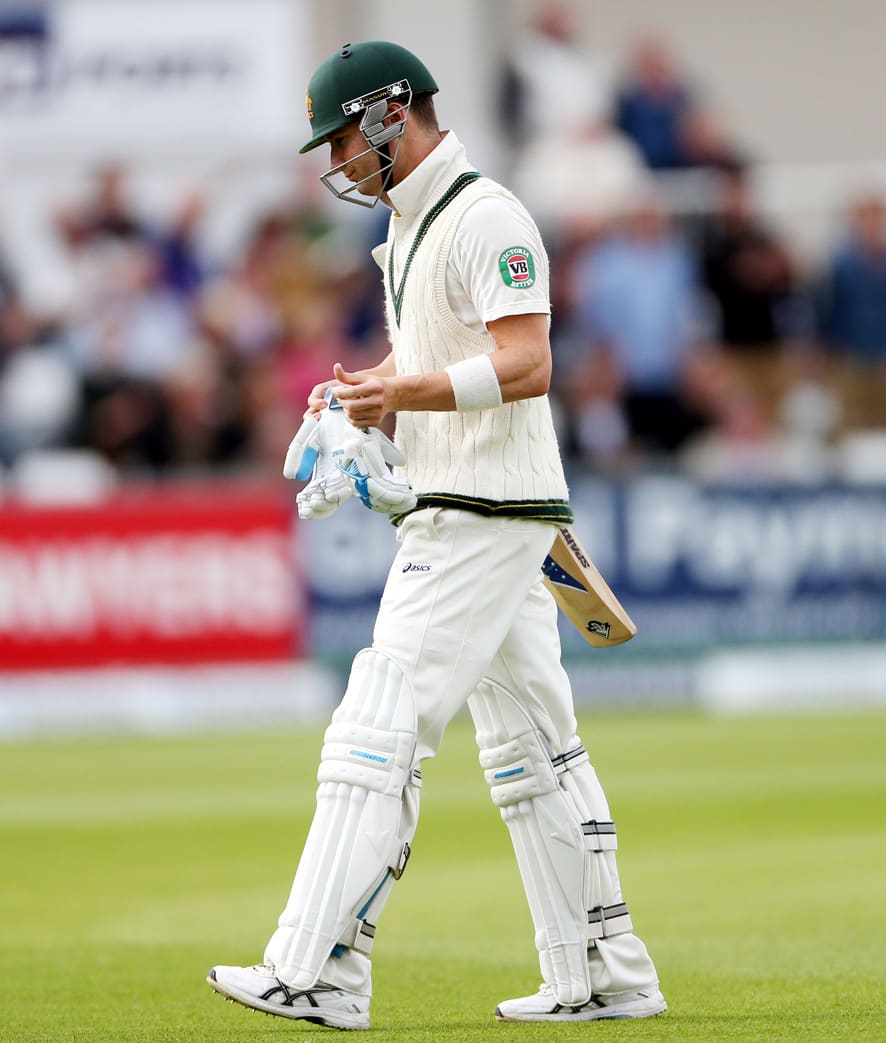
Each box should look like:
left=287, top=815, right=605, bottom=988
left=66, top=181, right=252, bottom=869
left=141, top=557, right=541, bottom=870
left=374, top=508, right=576, bottom=760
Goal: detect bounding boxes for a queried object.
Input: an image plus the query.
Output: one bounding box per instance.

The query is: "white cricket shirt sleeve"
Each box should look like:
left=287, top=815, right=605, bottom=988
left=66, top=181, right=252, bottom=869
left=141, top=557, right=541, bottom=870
left=446, top=195, right=551, bottom=335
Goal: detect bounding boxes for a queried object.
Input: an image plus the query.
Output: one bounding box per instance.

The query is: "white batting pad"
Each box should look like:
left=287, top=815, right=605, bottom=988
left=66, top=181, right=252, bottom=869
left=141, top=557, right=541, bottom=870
left=265, top=650, right=419, bottom=989
left=470, top=679, right=592, bottom=1005
left=551, top=744, right=662, bottom=996
left=469, top=679, right=640, bottom=1005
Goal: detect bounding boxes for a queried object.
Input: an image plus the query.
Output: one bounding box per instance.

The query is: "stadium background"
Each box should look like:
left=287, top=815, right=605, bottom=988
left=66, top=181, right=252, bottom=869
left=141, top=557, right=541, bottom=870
left=1, top=6, right=885, bottom=1042
left=1, top=0, right=885, bottom=731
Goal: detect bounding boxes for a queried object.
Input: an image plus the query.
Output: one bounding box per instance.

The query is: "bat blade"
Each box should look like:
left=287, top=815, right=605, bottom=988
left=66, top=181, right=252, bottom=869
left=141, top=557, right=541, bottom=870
left=542, top=526, right=636, bottom=648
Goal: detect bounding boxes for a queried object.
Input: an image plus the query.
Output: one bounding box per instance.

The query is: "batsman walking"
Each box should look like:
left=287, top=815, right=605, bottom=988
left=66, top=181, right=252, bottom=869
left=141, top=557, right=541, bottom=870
left=209, top=40, right=666, bottom=1029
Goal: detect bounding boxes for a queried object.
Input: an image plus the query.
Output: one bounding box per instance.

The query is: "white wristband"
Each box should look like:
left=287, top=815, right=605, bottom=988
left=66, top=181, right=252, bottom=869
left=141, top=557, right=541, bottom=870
left=445, top=354, right=502, bottom=412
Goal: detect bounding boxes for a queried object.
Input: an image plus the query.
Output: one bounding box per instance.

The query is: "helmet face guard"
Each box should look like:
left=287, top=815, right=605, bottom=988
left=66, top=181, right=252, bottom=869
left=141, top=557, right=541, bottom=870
left=319, top=80, right=412, bottom=209
left=299, top=42, right=438, bottom=208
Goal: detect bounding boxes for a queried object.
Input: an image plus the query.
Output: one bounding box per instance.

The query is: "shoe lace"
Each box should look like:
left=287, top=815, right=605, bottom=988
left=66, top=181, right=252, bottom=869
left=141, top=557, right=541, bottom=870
left=537, top=983, right=555, bottom=997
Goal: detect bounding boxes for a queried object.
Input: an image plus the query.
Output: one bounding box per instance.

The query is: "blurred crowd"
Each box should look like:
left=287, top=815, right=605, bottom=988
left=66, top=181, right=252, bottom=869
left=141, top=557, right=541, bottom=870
left=0, top=162, right=389, bottom=484
left=1, top=5, right=885, bottom=490
left=501, top=6, right=886, bottom=484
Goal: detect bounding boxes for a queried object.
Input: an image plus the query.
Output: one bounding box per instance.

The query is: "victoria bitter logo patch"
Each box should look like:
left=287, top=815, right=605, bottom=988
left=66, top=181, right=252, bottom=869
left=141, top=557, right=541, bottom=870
left=499, top=246, right=536, bottom=289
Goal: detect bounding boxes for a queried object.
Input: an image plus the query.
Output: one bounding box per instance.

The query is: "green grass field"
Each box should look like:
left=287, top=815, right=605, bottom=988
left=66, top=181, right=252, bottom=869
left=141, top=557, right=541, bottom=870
left=1, top=709, right=884, bottom=1042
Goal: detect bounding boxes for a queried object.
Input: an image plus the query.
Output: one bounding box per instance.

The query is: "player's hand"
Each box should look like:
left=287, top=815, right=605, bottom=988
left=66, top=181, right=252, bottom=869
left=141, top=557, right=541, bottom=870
left=305, top=377, right=343, bottom=418
left=331, top=362, right=390, bottom=428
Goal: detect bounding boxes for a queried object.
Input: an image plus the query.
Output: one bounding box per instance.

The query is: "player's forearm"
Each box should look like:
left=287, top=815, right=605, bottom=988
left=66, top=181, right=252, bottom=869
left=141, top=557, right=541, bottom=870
left=387, top=353, right=548, bottom=412
left=387, top=370, right=456, bottom=412
left=332, top=316, right=551, bottom=425
left=388, top=344, right=549, bottom=414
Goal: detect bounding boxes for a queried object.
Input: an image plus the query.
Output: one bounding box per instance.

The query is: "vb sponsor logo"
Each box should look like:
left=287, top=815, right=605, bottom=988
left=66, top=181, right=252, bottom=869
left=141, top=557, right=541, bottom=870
left=402, top=562, right=431, bottom=573
left=498, top=246, right=536, bottom=288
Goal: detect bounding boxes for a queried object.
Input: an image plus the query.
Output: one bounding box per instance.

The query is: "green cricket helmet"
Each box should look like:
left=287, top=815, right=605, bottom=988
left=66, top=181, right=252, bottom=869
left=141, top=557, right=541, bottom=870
left=300, top=41, right=438, bottom=207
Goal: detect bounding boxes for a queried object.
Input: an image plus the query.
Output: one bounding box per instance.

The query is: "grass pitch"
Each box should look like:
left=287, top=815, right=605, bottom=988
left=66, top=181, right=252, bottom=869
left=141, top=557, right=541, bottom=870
left=1, top=709, right=884, bottom=1042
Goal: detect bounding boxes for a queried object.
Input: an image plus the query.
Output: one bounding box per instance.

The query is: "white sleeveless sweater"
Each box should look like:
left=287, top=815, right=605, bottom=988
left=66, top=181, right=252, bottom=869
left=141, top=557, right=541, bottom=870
left=378, top=163, right=572, bottom=524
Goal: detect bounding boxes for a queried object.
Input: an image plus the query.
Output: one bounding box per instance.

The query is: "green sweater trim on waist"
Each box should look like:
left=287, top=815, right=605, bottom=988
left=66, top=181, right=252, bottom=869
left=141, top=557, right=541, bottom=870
left=391, top=493, right=574, bottom=526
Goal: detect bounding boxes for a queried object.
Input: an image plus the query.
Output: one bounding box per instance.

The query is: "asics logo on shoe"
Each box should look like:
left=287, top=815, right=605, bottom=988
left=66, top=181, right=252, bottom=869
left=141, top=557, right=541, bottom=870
left=402, top=562, right=431, bottom=572
left=260, top=981, right=334, bottom=1007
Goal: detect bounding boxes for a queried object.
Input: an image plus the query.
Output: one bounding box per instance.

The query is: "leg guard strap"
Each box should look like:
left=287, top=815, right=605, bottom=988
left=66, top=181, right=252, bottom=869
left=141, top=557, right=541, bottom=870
left=588, top=902, right=634, bottom=940
left=551, top=744, right=590, bottom=774
left=583, top=819, right=618, bottom=851
left=338, top=917, right=376, bottom=956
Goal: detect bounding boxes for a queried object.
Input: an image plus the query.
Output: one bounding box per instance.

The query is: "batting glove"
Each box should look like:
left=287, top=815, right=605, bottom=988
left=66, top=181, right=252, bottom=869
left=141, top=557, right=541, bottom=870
left=337, top=428, right=418, bottom=515
left=283, top=394, right=355, bottom=520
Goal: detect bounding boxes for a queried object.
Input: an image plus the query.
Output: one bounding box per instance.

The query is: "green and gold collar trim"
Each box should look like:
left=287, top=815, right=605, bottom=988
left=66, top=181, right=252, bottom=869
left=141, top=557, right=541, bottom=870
left=388, top=171, right=481, bottom=327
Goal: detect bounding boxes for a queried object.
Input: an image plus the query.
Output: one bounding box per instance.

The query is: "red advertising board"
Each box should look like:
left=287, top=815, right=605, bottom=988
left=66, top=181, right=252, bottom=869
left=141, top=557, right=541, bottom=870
left=0, top=485, right=302, bottom=668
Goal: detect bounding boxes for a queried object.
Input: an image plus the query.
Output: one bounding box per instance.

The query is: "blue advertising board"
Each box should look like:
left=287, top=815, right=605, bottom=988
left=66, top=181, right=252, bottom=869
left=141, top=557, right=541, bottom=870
left=299, top=478, right=886, bottom=670
left=566, top=477, right=886, bottom=654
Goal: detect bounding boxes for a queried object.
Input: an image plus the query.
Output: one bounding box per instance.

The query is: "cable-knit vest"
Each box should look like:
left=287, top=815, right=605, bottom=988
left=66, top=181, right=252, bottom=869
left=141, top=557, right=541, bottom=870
left=376, top=164, right=572, bottom=524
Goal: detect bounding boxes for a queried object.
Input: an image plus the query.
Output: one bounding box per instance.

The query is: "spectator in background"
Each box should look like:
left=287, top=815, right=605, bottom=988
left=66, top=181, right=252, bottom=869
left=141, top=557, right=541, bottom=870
left=0, top=245, right=15, bottom=310
left=679, top=106, right=749, bottom=173
left=511, top=106, right=651, bottom=253
left=65, top=240, right=195, bottom=382
left=562, top=189, right=709, bottom=458
left=551, top=329, right=631, bottom=472
left=0, top=289, right=80, bottom=465
left=820, top=193, right=886, bottom=362
left=614, top=34, right=698, bottom=171
left=818, top=192, right=886, bottom=428
left=156, top=188, right=209, bottom=300
left=75, top=162, right=151, bottom=244
left=47, top=166, right=203, bottom=470
left=63, top=239, right=198, bottom=470
left=198, top=213, right=286, bottom=363
left=52, top=163, right=199, bottom=378
left=497, top=2, right=609, bottom=158
left=700, top=167, right=803, bottom=350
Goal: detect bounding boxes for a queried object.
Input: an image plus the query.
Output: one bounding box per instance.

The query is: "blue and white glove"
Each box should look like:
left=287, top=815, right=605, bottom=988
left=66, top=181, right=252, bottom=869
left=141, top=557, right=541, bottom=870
left=283, top=393, right=354, bottom=520
left=284, top=391, right=417, bottom=518
left=337, top=427, right=418, bottom=515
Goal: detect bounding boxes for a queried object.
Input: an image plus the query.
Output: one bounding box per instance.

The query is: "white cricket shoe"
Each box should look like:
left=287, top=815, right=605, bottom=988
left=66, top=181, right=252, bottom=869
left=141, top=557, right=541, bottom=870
left=208, top=963, right=370, bottom=1030
left=496, top=982, right=667, bottom=1022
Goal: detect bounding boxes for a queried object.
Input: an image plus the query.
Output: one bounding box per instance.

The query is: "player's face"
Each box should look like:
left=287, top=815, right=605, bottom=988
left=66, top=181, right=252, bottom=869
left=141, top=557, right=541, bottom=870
left=326, top=122, right=383, bottom=200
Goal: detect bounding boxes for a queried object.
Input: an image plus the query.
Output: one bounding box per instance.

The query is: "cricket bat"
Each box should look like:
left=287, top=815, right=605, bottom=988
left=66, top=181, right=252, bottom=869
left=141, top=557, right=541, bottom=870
left=541, top=526, right=636, bottom=648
